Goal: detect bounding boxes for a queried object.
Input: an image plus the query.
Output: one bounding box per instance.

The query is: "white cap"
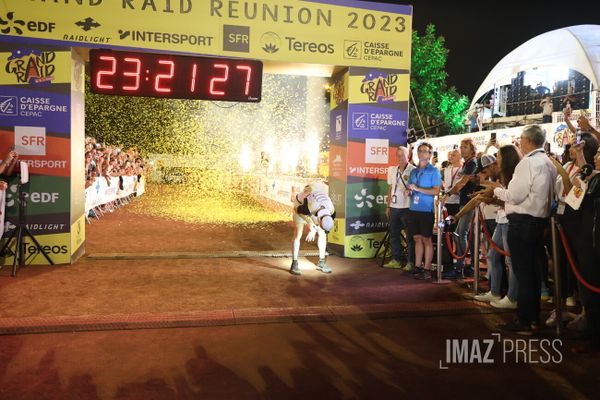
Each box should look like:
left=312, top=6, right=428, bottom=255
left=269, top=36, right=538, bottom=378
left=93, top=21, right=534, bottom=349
left=320, top=215, right=334, bottom=233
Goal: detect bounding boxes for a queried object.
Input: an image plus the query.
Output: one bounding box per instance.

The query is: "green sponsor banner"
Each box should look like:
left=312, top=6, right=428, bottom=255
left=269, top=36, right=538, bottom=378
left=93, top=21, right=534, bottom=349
left=344, top=231, right=386, bottom=258
left=328, top=176, right=346, bottom=218
left=4, top=175, right=70, bottom=216
left=345, top=180, right=388, bottom=219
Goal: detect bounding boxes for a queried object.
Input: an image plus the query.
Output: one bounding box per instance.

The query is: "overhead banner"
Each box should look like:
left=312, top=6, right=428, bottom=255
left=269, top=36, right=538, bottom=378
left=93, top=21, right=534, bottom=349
left=0, top=0, right=412, bottom=69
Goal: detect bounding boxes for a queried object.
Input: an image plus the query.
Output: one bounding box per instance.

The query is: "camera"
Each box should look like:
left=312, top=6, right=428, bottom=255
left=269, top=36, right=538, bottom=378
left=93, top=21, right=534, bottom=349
left=443, top=216, right=457, bottom=233
left=491, top=132, right=496, bottom=140
left=407, top=128, right=417, bottom=144
left=433, top=151, right=438, bottom=158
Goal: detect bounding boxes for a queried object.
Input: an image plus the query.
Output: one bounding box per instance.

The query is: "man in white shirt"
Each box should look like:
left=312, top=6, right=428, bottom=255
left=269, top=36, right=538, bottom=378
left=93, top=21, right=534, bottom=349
left=483, top=125, right=557, bottom=335
left=442, top=149, right=462, bottom=216
left=290, top=182, right=335, bottom=276
left=384, top=146, right=415, bottom=269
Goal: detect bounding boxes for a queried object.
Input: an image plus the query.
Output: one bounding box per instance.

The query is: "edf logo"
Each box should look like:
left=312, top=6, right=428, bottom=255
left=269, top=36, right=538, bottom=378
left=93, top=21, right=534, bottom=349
left=15, top=126, right=46, bottom=156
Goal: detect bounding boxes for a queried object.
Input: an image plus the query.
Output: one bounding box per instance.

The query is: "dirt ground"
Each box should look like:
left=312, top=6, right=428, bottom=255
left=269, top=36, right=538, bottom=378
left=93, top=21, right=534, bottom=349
left=1, top=194, right=599, bottom=399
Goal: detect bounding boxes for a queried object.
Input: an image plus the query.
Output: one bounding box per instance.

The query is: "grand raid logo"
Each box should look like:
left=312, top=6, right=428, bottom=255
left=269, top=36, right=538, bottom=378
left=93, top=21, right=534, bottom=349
left=5, top=49, right=56, bottom=84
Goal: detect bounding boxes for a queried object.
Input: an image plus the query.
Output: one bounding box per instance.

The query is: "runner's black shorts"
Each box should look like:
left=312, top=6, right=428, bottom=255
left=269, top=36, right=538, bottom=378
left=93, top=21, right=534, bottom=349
left=407, top=210, right=435, bottom=238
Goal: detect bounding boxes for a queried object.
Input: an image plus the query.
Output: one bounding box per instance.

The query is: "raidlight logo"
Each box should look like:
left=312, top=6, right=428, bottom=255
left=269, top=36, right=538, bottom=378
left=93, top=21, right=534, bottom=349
left=75, top=17, right=100, bottom=31
left=344, top=40, right=361, bottom=59
left=349, top=235, right=366, bottom=252
left=4, top=221, right=16, bottom=233
left=0, top=12, right=56, bottom=35
left=352, top=112, right=369, bottom=130
left=223, top=25, right=250, bottom=52
left=335, top=115, right=342, bottom=133
left=350, top=220, right=365, bottom=230
left=15, top=126, right=45, bottom=156
left=365, top=138, right=389, bottom=164
left=5, top=49, right=56, bottom=84
left=0, top=96, right=18, bottom=116
left=260, top=31, right=280, bottom=53
left=360, top=72, right=398, bottom=103
left=440, top=333, right=563, bottom=369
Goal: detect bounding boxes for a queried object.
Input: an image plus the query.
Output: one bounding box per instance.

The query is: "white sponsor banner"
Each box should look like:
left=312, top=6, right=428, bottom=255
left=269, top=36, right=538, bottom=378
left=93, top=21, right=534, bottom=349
left=254, top=175, right=325, bottom=207
left=85, top=176, right=143, bottom=212
left=419, top=123, right=566, bottom=162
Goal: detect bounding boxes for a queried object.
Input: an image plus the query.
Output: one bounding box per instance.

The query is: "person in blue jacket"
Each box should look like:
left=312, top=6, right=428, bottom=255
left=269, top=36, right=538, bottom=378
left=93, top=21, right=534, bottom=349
left=407, top=142, right=442, bottom=278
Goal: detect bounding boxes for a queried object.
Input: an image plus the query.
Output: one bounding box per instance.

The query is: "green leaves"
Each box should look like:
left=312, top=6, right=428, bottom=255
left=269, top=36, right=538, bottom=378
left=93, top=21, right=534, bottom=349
left=410, top=24, right=470, bottom=136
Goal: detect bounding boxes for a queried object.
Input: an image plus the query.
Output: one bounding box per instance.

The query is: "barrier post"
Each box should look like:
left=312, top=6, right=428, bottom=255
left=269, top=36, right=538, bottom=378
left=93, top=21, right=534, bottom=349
left=473, top=206, right=481, bottom=294
left=436, top=198, right=444, bottom=283
left=550, top=216, right=563, bottom=337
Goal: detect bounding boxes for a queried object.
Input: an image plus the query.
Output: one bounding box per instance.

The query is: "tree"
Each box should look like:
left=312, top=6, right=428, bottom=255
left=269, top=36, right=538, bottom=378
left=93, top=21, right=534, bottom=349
left=410, top=24, right=470, bottom=136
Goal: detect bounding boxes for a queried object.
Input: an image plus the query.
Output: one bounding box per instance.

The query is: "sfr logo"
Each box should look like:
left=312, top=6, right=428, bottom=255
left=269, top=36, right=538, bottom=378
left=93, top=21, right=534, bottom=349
left=15, top=126, right=45, bottom=156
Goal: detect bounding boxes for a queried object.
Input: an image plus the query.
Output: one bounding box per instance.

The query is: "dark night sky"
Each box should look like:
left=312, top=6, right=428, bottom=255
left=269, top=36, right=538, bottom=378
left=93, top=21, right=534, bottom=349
left=367, top=0, right=600, bottom=99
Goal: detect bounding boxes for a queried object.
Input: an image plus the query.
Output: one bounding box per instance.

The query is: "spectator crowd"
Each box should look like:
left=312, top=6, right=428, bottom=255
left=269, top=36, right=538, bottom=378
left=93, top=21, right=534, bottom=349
left=384, top=109, right=600, bottom=353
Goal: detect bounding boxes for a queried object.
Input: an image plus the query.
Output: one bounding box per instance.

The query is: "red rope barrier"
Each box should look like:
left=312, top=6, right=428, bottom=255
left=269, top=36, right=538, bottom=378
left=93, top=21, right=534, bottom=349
left=444, top=211, right=476, bottom=260
left=557, top=223, right=600, bottom=294
left=479, top=212, right=511, bottom=257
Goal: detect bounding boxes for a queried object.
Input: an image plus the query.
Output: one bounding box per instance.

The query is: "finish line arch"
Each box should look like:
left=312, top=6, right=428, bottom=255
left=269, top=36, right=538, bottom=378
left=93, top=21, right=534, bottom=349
left=0, top=0, right=412, bottom=263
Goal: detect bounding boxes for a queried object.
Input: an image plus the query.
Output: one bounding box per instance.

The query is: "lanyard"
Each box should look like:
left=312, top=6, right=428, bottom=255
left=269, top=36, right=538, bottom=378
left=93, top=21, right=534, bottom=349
left=449, top=166, right=460, bottom=187
left=567, top=162, right=579, bottom=176
left=527, top=149, right=545, bottom=158
left=396, top=166, right=409, bottom=190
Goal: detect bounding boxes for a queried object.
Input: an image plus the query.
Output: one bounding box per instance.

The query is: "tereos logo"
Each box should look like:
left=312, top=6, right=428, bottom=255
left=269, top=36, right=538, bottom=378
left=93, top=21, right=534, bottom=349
left=349, top=236, right=366, bottom=252
left=260, top=32, right=280, bottom=53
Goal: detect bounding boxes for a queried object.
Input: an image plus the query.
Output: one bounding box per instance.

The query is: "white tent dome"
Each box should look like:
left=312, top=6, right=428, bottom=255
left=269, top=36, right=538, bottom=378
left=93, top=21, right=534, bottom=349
left=471, top=25, right=600, bottom=109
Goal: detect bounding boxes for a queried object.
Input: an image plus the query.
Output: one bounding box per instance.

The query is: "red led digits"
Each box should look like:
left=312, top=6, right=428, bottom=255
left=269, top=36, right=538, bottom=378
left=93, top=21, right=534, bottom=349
left=155, top=60, right=175, bottom=93
left=95, top=56, right=116, bottom=90
left=90, top=50, right=262, bottom=102
left=190, top=64, right=198, bottom=93
left=209, top=63, right=229, bottom=96
left=236, top=65, right=252, bottom=95
left=122, top=57, right=141, bottom=91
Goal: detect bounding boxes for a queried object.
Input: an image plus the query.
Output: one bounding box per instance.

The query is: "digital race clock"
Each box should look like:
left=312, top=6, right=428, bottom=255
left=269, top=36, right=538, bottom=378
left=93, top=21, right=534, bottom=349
left=90, top=49, right=262, bottom=102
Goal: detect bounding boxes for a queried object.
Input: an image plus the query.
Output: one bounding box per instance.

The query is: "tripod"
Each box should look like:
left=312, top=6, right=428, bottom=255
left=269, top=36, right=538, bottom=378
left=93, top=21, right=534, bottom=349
left=0, top=179, right=54, bottom=276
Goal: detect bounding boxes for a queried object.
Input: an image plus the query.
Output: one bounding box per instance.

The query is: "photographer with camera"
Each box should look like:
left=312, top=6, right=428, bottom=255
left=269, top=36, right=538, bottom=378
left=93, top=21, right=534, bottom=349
left=384, top=146, right=415, bottom=270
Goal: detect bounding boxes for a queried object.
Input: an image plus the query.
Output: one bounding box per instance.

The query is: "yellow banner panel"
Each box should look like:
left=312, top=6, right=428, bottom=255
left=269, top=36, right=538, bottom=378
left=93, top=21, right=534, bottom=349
left=0, top=50, right=72, bottom=86
left=0, top=1, right=412, bottom=69
left=70, top=215, right=86, bottom=256
left=2, top=232, right=71, bottom=265
left=328, top=217, right=345, bottom=245
left=348, top=72, right=409, bottom=104
left=330, top=69, right=348, bottom=110
left=344, top=232, right=386, bottom=258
